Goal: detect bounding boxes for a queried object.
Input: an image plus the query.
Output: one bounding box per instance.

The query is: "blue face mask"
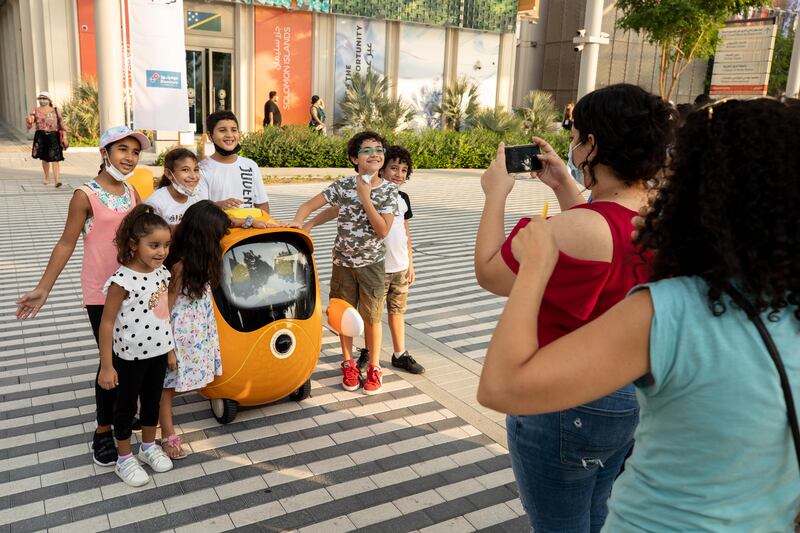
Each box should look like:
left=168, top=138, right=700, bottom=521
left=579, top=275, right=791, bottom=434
left=567, top=140, right=584, bottom=186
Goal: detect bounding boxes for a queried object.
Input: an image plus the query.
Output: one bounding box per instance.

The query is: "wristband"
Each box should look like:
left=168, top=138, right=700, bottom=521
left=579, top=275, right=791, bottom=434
left=242, top=215, right=254, bottom=229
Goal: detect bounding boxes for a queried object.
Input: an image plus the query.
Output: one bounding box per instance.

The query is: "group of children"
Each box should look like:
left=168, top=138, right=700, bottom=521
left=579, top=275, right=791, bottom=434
left=15, top=110, right=424, bottom=487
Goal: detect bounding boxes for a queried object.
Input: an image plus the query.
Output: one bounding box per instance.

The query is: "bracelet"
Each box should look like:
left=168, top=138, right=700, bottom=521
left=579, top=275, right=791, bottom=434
left=242, top=215, right=254, bottom=229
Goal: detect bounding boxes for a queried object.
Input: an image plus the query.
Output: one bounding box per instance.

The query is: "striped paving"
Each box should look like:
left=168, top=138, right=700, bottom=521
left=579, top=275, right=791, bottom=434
left=0, top=176, right=558, bottom=532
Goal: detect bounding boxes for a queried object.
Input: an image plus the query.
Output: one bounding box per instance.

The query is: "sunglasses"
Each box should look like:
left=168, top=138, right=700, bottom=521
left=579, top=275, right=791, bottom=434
left=357, top=147, right=385, bottom=155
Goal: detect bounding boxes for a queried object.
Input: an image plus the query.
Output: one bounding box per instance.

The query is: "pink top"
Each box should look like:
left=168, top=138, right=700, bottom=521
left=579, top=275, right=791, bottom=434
left=500, top=202, right=650, bottom=347
left=80, top=181, right=136, bottom=306
left=27, top=107, right=60, bottom=132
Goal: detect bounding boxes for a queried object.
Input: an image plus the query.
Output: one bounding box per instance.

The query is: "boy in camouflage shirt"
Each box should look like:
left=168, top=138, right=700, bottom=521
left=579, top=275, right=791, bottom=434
left=292, top=131, right=400, bottom=394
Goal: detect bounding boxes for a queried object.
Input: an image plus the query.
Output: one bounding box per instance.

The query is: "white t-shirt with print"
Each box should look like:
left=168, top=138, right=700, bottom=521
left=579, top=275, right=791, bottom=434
left=384, top=192, right=412, bottom=273
left=198, top=156, right=269, bottom=208
left=103, top=265, right=174, bottom=361
left=145, top=187, right=201, bottom=226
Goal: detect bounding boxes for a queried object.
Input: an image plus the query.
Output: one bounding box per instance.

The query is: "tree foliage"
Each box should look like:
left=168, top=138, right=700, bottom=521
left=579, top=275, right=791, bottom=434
left=514, top=90, right=558, bottom=136
left=335, top=70, right=416, bottom=132
left=435, top=76, right=481, bottom=131
left=62, top=78, right=100, bottom=145
left=616, top=0, right=768, bottom=100
left=769, top=30, right=795, bottom=96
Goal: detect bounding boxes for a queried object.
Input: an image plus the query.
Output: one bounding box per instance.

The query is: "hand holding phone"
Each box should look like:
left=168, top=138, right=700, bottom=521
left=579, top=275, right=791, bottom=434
left=505, top=144, right=543, bottom=174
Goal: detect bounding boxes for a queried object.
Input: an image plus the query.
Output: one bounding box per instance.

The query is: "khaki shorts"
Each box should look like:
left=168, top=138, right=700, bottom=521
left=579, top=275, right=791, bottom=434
left=330, top=261, right=386, bottom=325
left=384, top=269, right=409, bottom=315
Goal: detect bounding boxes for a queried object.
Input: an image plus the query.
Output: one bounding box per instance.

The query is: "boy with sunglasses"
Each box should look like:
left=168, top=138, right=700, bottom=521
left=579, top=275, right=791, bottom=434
left=292, top=131, right=400, bottom=394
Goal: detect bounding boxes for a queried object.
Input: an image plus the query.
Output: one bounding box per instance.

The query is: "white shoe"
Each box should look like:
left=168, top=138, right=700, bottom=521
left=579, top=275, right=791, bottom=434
left=115, top=457, right=150, bottom=487
left=138, top=444, right=174, bottom=473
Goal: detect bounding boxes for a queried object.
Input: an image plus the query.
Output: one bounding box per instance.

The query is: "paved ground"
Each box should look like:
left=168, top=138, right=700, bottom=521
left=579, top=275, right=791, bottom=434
left=0, top=143, right=558, bottom=532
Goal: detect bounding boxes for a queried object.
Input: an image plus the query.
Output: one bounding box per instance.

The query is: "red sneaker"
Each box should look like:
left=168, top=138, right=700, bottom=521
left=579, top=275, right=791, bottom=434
left=341, top=360, right=361, bottom=391
left=363, top=365, right=383, bottom=395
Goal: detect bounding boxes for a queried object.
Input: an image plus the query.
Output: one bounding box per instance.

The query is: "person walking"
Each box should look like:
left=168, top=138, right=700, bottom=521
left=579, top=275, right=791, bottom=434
left=26, top=91, right=66, bottom=187
left=309, top=95, right=327, bottom=134
left=263, top=91, right=282, bottom=128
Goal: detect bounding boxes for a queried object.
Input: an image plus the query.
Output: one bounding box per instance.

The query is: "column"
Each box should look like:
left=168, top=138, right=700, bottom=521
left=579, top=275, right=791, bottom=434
left=95, top=0, right=125, bottom=132
left=576, top=0, right=606, bottom=99
left=786, top=18, right=800, bottom=98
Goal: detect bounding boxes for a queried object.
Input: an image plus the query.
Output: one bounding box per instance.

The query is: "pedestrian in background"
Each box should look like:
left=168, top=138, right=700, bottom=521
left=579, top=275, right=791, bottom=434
left=309, top=95, right=327, bottom=134
left=26, top=91, right=66, bottom=187
left=263, top=90, right=282, bottom=128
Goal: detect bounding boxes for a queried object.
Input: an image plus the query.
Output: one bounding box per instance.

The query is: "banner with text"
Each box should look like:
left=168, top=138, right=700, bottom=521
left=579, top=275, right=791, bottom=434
left=398, top=24, right=446, bottom=129
left=128, top=0, right=190, bottom=131
left=334, top=16, right=386, bottom=122
left=456, top=30, right=500, bottom=108
left=254, top=7, right=312, bottom=127
left=709, top=23, right=777, bottom=98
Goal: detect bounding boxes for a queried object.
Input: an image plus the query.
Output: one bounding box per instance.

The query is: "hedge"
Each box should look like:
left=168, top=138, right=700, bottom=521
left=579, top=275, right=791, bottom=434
left=236, top=125, right=571, bottom=169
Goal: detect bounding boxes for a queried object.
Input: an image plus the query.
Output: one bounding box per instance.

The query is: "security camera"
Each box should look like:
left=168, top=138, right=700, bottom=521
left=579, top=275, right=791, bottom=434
left=574, top=44, right=585, bottom=52
left=576, top=29, right=586, bottom=37
left=600, top=32, right=610, bottom=38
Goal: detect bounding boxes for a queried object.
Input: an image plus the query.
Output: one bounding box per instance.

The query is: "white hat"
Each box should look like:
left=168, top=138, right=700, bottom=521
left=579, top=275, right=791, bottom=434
left=99, top=125, right=151, bottom=150
left=37, top=91, right=51, bottom=100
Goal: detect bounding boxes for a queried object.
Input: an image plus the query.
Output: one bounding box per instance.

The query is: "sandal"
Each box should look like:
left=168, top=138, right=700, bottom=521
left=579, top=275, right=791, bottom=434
left=55, top=182, right=63, bottom=188
left=161, top=434, right=188, bottom=460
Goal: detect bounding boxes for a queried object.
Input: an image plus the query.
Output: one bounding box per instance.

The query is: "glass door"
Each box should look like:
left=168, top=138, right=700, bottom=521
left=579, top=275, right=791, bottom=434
left=186, top=49, right=205, bottom=134
left=208, top=50, right=233, bottom=113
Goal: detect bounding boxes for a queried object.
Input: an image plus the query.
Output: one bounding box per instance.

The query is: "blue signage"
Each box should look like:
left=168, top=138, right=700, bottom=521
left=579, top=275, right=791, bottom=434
left=146, top=70, right=182, bottom=89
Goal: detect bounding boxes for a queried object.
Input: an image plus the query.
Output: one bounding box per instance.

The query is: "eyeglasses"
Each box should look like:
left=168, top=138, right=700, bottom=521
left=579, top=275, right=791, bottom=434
left=357, top=147, right=385, bottom=155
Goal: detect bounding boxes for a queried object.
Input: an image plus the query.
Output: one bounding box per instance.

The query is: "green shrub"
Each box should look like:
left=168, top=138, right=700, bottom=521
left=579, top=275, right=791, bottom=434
left=238, top=126, right=570, bottom=170
left=62, top=78, right=100, bottom=146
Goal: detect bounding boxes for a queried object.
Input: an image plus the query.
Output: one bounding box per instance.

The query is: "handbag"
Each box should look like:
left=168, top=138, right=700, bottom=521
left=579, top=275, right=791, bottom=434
left=724, top=283, right=800, bottom=470
left=55, top=107, right=68, bottom=151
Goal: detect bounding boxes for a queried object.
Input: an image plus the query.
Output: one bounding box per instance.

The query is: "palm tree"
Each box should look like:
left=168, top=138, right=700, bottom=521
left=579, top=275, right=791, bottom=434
left=474, top=106, right=523, bottom=134
left=62, top=78, right=100, bottom=144
left=515, top=90, right=558, bottom=136
left=336, top=70, right=416, bottom=132
left=435, top=76, right=480, bottom=131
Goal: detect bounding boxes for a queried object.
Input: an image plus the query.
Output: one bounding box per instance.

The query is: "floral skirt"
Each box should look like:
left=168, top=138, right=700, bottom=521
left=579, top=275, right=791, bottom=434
left=32, top=130, right=64, bottom=162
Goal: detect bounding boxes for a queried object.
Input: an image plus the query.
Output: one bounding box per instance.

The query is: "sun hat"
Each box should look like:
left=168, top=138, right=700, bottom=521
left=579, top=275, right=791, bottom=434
left=99, top=125, right=151, bottom=150
left=37, top=91, right=51, bottom=100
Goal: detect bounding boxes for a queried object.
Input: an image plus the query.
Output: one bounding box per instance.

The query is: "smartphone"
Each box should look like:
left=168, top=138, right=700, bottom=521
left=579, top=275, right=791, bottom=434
left=505, top=144, right=542, bottom=173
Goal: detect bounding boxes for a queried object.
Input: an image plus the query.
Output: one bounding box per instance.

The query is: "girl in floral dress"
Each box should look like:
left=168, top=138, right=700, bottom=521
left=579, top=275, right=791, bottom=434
left=159, top=200, right=231, bottom=459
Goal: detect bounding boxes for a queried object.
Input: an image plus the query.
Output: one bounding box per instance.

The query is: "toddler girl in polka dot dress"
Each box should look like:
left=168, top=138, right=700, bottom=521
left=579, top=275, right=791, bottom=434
left=97, top=204, right=176, bottom=487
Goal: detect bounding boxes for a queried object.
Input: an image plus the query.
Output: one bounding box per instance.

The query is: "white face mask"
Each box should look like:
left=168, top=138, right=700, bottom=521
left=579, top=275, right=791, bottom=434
left=170, top=174, right=197, bottom=197
left=567, top=140, right=585, bottom=187
left=104, top=155, right=134, bottom=182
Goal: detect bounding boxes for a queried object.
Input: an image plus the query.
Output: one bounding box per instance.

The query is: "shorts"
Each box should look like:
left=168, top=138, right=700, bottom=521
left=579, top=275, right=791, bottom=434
left=330, top=261, right=386, bottom=325
left=384, top=269, right=409, bottom=315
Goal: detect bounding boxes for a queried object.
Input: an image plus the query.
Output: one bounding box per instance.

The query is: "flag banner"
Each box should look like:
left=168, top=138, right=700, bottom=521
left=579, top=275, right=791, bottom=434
left=456, top=29, right=500, bottom=108
left=254, top=7, right=313, bottom=126
left=334, top=16, right=386, bottom=122
left=397, top=24, right=446, bottom=129
left=187, top=10, right=222, bottom=32
left=129, top=0, right=190, bottom=131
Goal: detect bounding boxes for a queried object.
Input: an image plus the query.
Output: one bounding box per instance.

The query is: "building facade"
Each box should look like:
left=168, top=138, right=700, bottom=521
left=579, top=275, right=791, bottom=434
left=0, top=0, right=518, bottom=137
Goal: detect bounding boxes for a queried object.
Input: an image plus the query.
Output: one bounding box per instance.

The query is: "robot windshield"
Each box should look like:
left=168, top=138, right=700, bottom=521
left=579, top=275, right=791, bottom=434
left=213, top=233, right=316, bottom=332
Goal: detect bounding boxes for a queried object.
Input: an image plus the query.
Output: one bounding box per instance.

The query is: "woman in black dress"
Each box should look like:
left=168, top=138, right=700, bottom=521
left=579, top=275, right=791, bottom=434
left=26, top=91, right=65, bottom=187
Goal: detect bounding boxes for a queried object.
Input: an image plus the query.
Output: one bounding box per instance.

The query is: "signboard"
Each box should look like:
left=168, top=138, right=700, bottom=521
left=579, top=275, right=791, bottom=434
left=709, top=23, right=777, bottom=97
left=456, top=29, right=500, bottom=108
left=128, top=0, right=190, bottom=130
left=397, top=24, right=446, bottom=128
left=254, top=7, right=313, bottom=126
left=334, top=16, right=386, bottom=122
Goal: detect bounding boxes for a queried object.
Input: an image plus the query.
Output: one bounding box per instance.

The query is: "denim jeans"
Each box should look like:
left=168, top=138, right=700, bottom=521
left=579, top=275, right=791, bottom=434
left=507, top=387, right=639, bottom=533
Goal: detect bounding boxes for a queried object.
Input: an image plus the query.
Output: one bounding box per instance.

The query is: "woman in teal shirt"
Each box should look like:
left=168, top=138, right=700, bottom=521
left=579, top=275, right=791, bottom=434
left=479, top=98, right=800, bottom=532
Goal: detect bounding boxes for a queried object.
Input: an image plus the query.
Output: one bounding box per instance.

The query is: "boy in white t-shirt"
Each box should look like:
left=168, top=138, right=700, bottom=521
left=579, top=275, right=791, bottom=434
left=197, top=111, right=270, bottom=218
left=361, top=146, right=424, bottom=374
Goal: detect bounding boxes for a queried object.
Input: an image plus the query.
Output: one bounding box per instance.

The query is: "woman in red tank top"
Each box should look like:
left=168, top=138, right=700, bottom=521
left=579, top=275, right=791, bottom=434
left=474, top=84, right=674, bottom=533
left=16, top=126, right=149, bottom=469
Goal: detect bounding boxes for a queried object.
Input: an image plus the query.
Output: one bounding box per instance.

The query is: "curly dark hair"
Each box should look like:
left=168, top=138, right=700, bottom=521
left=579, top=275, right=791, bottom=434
left=636, top=98, right=800, bottom=322
left=114, top=204, right=170, bottom=265
left=157, top=147, right=198, bottom=188
left=165, top=200, right=231, bottom=299
left=572, top=83, right=675, bottom=187
left=346, top=130, right=386, bottom=171
left=382, top=145, right=413, bottom=179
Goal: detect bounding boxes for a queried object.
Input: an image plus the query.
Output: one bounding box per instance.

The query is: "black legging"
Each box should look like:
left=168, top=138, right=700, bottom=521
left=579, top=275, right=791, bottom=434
left=86, top=305, right=117, bottom=427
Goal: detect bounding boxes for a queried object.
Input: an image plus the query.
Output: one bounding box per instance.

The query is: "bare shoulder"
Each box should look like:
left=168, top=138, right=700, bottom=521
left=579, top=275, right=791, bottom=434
left=547, top=208, right=612, bottom=262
